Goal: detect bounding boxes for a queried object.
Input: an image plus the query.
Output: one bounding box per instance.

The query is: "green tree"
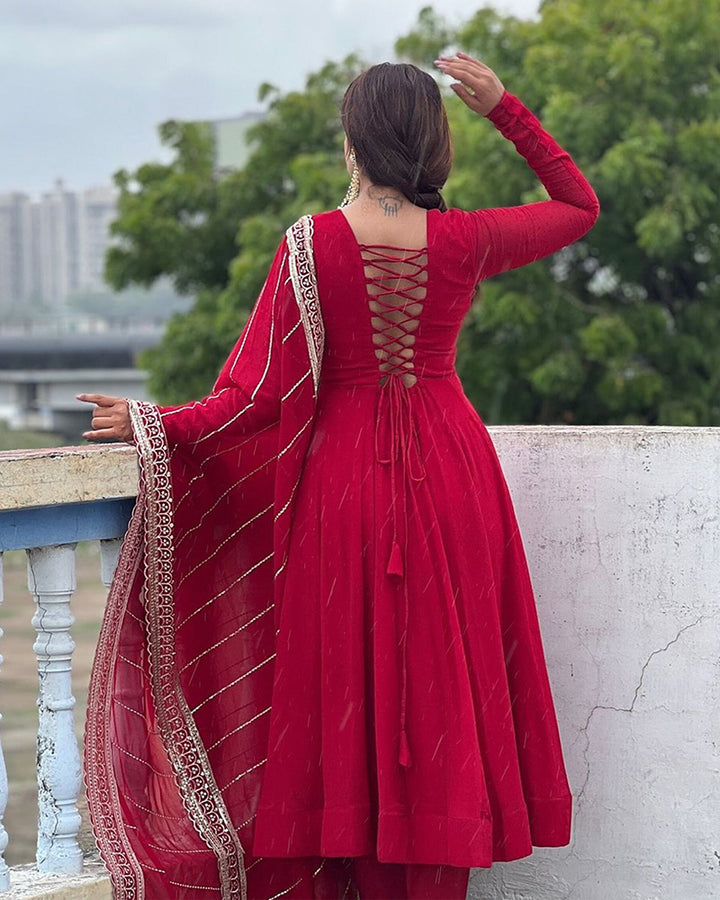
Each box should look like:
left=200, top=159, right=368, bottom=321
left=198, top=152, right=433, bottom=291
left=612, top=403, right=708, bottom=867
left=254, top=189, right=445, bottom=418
left=110, top=57, right=363, bottom=403
left=112, top=1, right=720, bottom=424
left=400, top=0, right=720, bottom=424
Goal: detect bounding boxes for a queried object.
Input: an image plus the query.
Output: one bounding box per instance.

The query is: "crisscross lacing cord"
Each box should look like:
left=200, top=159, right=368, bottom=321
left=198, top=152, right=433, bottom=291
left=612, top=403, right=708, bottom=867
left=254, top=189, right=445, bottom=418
left=362, top=243, right=428, bottom=768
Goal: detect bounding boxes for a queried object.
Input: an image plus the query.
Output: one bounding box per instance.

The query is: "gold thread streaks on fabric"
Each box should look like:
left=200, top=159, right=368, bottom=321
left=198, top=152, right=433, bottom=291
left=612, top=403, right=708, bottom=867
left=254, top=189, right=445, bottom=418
left=176, top=552, right=274, bottom=630
left=267, top=878, right=304, bottom=899
left=190, top=654, right=277, bottom=714
left=206, top=706, right=272, bottom=752
left=180, top=605, right=275, bottom=674
left=112, top=742, right=174, bottom=777
left=173, top=418, right=281, bottom=512
left=131, top=400, right=248, bottom=900
left=176, top=453, right=279, bottom=547
left=176, top=503, right=274, bottom=588
left=219, top=757, right=269, bottom=792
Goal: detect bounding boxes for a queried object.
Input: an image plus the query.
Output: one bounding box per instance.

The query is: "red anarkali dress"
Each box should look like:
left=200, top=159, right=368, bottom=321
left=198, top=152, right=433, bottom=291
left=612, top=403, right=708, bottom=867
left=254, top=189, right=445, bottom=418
left=84, top=90, right=599, bottom=900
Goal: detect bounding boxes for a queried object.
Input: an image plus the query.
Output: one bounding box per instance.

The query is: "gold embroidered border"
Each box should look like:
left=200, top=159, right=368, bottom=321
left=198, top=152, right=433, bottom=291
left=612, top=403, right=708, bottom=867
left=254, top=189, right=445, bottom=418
left=128, top=399, right=247, bottom=900
left=286, top=215, right=324, bottom=394
left=83, top=494, right=146, bottom=900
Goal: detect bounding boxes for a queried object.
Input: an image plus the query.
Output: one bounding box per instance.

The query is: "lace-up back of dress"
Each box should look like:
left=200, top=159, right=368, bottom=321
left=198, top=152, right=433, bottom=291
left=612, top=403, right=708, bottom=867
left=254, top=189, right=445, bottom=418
left=359, top=245, right=428, bottom=388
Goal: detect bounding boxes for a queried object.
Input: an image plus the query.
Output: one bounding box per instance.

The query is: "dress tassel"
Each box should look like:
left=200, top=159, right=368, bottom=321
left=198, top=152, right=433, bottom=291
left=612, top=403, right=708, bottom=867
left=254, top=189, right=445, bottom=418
left=387, top=540, right=404, bottom=577
left=399, top=730, right=412, bottom=768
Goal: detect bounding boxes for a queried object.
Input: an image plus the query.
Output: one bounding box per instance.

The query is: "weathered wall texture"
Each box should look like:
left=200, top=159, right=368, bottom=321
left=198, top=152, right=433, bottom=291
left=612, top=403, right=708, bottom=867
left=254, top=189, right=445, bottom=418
left=0, top=445, right=136, bottom=511
left=469, top=426, right=720, bottom=900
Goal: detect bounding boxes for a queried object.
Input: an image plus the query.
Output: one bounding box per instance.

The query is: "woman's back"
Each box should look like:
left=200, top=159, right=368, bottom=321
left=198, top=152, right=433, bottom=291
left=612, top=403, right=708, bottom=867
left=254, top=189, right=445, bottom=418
left=314, top=207, right=478, bottom=388
left=314, top=82, right=599, bottom=393
left=251, top=85, right=600, bottom=867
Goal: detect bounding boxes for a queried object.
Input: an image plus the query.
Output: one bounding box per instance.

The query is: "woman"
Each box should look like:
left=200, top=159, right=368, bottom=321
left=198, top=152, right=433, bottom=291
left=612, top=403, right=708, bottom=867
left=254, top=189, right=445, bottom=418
left=79, top=54, right=599, bottom=900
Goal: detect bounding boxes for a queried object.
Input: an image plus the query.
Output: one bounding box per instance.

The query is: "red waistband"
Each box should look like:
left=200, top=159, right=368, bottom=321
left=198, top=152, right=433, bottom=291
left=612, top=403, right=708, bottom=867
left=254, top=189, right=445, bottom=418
left=321, top=368, right=456, bottom=387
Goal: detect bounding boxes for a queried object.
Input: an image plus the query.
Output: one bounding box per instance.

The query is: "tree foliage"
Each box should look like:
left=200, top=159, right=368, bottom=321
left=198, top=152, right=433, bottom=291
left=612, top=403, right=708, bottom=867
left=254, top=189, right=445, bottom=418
left=112, top=1, right=720, bottom=423
left=112, top=57, right=363, bottom=404
left=398, top=0, right=720, bottom=424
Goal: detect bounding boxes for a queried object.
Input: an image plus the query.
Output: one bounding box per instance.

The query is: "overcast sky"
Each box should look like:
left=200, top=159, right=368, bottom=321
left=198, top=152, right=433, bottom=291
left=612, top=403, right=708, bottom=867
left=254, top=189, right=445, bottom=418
left=0, top=0, right=539, bottom=197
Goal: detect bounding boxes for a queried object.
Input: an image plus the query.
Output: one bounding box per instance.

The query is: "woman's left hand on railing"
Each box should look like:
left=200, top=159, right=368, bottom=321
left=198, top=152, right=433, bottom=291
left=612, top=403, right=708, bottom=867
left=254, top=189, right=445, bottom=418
left=76, top=393, right=133, bottom=442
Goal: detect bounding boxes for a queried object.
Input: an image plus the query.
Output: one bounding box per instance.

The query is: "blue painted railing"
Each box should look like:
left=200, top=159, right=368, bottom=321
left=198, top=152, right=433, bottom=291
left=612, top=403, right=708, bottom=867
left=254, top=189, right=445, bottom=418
left=0, top=499, right=134, bottom=553
left=0, top=444, right=138, bottom=892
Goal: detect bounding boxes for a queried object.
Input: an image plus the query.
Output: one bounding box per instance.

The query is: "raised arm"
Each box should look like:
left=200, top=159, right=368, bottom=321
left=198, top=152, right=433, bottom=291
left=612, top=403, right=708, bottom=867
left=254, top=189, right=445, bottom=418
left=435, top=53, right=600, bottom=280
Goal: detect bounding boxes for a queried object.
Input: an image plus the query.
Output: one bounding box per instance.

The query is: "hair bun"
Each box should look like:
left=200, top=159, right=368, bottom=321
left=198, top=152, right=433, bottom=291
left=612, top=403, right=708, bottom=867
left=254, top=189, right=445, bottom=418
left=413, top=189, right=447, bottom=212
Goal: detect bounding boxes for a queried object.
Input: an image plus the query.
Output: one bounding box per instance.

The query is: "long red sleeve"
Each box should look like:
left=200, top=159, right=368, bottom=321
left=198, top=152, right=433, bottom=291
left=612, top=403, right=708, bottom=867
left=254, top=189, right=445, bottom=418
left=470, top=90, right=600, bottom=280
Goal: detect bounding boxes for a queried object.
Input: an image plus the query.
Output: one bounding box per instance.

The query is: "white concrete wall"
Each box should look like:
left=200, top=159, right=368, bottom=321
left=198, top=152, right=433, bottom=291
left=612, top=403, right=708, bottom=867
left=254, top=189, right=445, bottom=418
left=469, top=426, right=720, bottom=900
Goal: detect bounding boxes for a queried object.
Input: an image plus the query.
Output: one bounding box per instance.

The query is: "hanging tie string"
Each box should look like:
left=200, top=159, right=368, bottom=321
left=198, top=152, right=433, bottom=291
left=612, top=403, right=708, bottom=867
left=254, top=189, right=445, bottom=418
left=362, top=243, right=428, bottom=769
left=374, top=374, right=427, bottom=767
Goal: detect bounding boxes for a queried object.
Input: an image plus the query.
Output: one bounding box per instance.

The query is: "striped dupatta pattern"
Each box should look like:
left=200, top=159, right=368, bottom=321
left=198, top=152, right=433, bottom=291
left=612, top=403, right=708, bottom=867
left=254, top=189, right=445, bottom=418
left=83, top=216, right=339, bottom=899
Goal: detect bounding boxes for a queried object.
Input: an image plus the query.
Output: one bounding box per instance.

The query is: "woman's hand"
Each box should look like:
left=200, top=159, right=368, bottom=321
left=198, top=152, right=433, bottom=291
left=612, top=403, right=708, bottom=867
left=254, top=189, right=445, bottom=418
left=434, top=52, right=505, bottom=117
left=76, top=393, right=133, bottom=442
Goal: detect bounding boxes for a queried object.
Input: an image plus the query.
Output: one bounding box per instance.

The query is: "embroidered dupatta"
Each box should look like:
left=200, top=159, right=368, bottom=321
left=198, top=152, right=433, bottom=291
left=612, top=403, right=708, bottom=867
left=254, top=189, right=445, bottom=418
left=84, top=216, right=335, bottom=899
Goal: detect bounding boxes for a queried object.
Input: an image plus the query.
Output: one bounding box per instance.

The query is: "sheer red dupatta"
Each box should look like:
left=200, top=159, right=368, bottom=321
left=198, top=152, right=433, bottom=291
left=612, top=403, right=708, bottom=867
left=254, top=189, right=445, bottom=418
left=83, top=216, right=330, bottom=899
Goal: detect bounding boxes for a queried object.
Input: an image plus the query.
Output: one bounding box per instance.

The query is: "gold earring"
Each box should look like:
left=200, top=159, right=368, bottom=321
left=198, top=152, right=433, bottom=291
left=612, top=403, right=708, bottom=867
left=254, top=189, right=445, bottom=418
left=340, top=150, right=360, bottom=207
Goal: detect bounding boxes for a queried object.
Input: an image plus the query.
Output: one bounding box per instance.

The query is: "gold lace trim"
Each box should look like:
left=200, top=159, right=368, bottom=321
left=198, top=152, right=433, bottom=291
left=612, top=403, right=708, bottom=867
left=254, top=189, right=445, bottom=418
left=286, top=215, right=324, bottom=394
left=83, top=499, right=146, bottom=899
left=128, top=399, right=247, bottom=900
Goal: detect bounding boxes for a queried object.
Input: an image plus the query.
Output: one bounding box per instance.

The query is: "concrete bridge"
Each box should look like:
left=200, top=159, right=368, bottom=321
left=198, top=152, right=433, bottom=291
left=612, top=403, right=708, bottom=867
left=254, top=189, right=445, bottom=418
left=0, top=331, right=161, bottom=439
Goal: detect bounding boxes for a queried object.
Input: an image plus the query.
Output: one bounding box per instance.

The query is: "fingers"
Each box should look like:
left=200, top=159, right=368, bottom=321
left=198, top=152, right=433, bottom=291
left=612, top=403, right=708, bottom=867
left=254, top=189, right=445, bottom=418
left=78, top=393, right=131, bottom=442
left=450, top=82, right=485, bottom=115
left=91, top=414, right=114, bottom=429
left=436, top=57, right=490, bottom=89
left=76, top=393, right=118, bottom=407
left=82, top=427, right=122, bottom=441
left=435, top=52, right=505, bottom=116
left=436, top=53, right=490, bottom=74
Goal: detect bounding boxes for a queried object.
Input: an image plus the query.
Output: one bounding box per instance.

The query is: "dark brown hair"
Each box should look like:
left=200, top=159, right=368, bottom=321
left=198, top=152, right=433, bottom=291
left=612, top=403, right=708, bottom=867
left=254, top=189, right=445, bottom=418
left=340, top=63, right=452, bottom=212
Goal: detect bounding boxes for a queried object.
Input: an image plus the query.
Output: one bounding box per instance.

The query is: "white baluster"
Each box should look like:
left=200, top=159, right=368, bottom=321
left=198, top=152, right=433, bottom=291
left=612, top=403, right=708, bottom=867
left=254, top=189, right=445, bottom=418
left=27, top=544, right=83, bottom=875
left=0, top=555, right=11, bottom=891
left=99, top=539, right=122, bottom=590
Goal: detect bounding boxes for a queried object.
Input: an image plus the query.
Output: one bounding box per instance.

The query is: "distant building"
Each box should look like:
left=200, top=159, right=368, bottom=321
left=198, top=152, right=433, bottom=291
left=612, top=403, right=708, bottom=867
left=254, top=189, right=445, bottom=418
left=0, top=192, right=34, bottom=312
left=35, top=180, right=80, bottom=308
left=0, top=109, right=263, bottom=315
left=0, top=179, right=119, bottom=314
left=82, top=185, right=119, bottom=290
left=206, top=112, right=265, bottom=176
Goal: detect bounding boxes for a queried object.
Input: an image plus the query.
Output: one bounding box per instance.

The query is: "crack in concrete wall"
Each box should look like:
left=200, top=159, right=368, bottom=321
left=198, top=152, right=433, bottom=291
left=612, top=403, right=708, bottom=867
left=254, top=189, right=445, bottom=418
left=576, top=615, right=705, bottom=805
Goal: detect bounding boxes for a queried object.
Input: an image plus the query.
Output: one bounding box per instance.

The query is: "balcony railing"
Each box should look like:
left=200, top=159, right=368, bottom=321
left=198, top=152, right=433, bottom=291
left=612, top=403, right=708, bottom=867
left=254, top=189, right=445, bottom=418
left=0, top=443, right=136, bottom=897
left=0, top=429, right=717, bottom=900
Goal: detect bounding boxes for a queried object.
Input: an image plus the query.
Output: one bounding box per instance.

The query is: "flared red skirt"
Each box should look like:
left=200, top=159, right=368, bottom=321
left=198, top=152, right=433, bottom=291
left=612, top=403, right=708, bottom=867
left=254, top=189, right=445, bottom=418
left=251, top=374, right=572, bottom=867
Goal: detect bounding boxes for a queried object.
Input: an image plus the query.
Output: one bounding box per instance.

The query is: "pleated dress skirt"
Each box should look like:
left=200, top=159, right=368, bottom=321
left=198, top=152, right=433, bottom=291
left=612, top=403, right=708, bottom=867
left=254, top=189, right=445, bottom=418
left=251, top=370, right=572, bottom=868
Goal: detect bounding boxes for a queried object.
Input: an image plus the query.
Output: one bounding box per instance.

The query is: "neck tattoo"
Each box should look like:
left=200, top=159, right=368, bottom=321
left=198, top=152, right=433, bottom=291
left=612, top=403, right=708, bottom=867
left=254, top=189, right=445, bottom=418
left=368, top=186, right=405, bottom=217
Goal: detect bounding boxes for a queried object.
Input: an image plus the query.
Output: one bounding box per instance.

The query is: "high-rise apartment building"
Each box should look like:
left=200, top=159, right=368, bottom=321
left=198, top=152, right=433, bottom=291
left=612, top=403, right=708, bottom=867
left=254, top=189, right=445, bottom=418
left=0, top=192, right=34, bottom=312
left=1, top=111, right=261, bottom=315
left=82, top=185, right=119, bottom=290
left=0, top=179, right=119, bottom=313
